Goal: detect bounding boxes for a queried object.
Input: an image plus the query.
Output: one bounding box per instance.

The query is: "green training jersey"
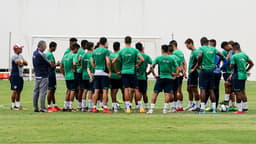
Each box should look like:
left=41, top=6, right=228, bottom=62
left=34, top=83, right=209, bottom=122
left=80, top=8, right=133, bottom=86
left=45, top=51, right=56, bottom=73
left=64, top=48, right=71, bottom=56
left=222, top=50, right=232, bottom=73
left=198, top=46, right=219, bottom=71
left=74, top=48, right=85, bottom=73
left=118, top=47, right=141, bottom=74
left=188, top=49, right=199, bottom=72
left=110, top=52, right=121, bottom=79
left=231, top=52, right=250, bottom=80
left=137, top=53, right=152, bottom=80
left=61, top=53, right=76, bottom=80
left=81, top=52, right=93, bottom=80
left=92, top=47, right=110, bottom=71
left=173, top=49, right=184, bottom=66
left=153, top=55, right=178, bottom=79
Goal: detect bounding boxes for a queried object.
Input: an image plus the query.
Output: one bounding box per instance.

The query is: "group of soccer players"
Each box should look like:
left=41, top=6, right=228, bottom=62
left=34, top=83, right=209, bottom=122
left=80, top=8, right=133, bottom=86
left=9, top=36, right=254, bottom=114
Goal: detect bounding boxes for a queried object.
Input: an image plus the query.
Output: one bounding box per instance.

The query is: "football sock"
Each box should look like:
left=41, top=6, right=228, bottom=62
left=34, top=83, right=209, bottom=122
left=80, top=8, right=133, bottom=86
left=78, top=102, right=82, bottom=109
left=224, top=94, right=230, bottom=101
left=242, top=102, right=248, bottom=109
left=88, top=99, right=93, bottom=108
left=11, top=103, right=15, bottom=108
left=212, top=102, right=216, bottom=110
left=150, top=103, right=155, bottom=110
left=145, top=103, right=149, bottom=109
left=232, top=102, right=236, bottom=107
left=237, top=103, right=242, bottom=111
left=163, top=103, right=168, bottom=110
left=15, top=101, right=20, bottom=108
left=169, top=102, right=174, bottom=108
left=125, top=101, right=130, bottom=109
left=82, top=99, right=86, bottom=108
left=195, top=101, right=199, bottom=108
left=200, top=103, right=205, bottom=110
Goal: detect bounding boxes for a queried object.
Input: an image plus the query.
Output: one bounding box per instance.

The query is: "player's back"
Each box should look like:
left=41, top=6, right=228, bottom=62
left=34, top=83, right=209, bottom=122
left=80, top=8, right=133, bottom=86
left=199, top=46, right=218, bottom=70
left=119, top=47, right=139, bottom=74
left=92, top=47, right=109, bottom=70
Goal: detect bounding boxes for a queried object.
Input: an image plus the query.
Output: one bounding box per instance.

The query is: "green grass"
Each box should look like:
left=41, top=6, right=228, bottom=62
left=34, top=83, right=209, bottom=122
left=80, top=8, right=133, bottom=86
left=0, top=80, right=256, bottom=144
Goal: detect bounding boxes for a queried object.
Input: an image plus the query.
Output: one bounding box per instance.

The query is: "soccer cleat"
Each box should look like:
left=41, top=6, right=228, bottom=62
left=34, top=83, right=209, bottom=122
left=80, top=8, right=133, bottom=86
left=168, top=107, right=177, bottom=113
left=243, top=109, right=248, bottom=112
left=97, top=106, right=103, bottom=112
left=176, top=107, right=184, bottom=111
left=82, top=108, right=87, bottom=112
left=212, top=109, right=217, bottom=114
left=139, top=108, right=146, bottom=113
left=11, top=106, right=19, bottom=111
left=47, top=107, right=54, bottom=113
left=163, top=109, right=168, bottom=114
left=228, top=106, right=238, bottom=112
left=233, top=111, right=244, bottom=114
left=102, top=108, right=112, bottom=113
left=91, top=108, right=98, bottom=113
left=40, top=109, right=48, bottom=113
left=117, top=99, right=123, bottom=104
left=205, top=106, right=211, bottom=112
left=198, top=109, right=206, bottom=114
left=147, top=109, right=154, bottom=114
left=125, top=109, right=132, bottom=113
left=54, top=106, right=62, bottom=111
left=192, top=107, right=201, bottom=112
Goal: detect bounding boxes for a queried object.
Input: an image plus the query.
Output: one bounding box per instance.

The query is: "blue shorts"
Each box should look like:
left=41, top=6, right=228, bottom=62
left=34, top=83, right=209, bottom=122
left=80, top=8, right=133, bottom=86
left=233, top=79, right=246, bottom=92
left=75, top=72, right=83, bottom=88
left=177, top=76, right=183, bottom=87
left=48, top=73, right=56, bottom=90
left=65, top=80, right=78, bottom=91
left=138, top=80, right=148, bottom=93
left=110, top=79, right=123, bottom=89
left=199, top=70, right=215, bottom=89
left=153, top=78, right=173, bottom=93
left=223, top=73, right=232, bottom=83
left=187, top=71, right=199, bottom=87
left=173, top=78, right=179, bottom=91
left=121, top=74, right=138, bottom=89
left=93, top=76, right=110, bottom=90
left=9, top=75, right=24, bottom=91
left=80, top=80, right=93, bottom=90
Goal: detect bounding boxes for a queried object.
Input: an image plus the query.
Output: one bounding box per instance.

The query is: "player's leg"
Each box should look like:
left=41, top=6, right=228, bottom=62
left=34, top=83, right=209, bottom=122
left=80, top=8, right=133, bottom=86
left=82, top=88, right=88, bottom=112
left=241, top=89, right=248, bottom=112
left=147, top=78, right=162, bottom=114
left=233, top=79, right=243, bottom=113
left=163, top=93, right=171, bottom=114
left=91, top=89, right=100, bottom=112
left=214, top=73, right=221, bottom=108
left=101, top=76, right=111, bottom=113
left=186, top=83, right=194, bottom=110
left=47, top=89, right=54, bottom=112
left=177, top=76, right=184, bottom=111
left=192, top=87, right=200, bottom=111
left=111, top=88, right=118, bottom=112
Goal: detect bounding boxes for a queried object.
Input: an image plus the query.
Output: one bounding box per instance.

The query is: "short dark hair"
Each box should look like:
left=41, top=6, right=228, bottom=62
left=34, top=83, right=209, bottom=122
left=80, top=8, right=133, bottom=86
left=232, top=42, right=240, bottom=51
left=95, top=42, right=100, bottom=49
left=81, top=40, right=88, bottom=47
left=185, top=38, right=194, bottom=45
left=125, top=36, right=132, bottom=44
left=49, top=41, right=57, bottom=48
left=71, top=43, right=80, bottom=50
left=69, top=37, right=78, bottom=42
left=99, top=37, right=107, bottom=45
left=86, top=42, right=94, bottom=50
left=200, top=37, right=208, bottom=46
left=135, top=42, right=143, bottom=52
left=162, top=44, right=169, bottom=53
left=169, top=40, right=178, bottom=47
left=228, top=40, right=235, bottom=45
left=113, top=42, right=120, bottom=51
left=168, top=44, right=174, bottom=52
left=209, top=39, right=217, bottom=47
left=221, top=41, right=229, bottom=49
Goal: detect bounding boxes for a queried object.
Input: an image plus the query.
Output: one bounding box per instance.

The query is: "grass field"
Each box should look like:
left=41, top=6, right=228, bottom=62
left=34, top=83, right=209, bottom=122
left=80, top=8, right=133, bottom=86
left=0, top=80, right=256, bottom=144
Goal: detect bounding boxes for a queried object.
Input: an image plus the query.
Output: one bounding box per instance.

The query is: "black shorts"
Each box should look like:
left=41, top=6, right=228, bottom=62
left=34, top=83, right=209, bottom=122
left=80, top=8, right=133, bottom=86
left=65, top=80, right=78, bottom=91
left=173, top=78, right=179, bottom=91
left=187, top=71, right=199, bottom=87
left=199, top=70, right=215, bottom=89
left=177, top=76, right=184, bottom=87
left=233, top=79, right=246, bottom=92
left=121, top=74, right=138, bottom=89
left=80, top=80, right=93, bottom=90
left=75, top=72, right=83, bottom=88
left=93, top=76, right=110, bottom=90
left=110, top=79, right=123, bottom=89
left=153, top=78, right=173, bottom=93
left=138, top=80, right=148, bottom=93
left=9, top=75, right=24, bottom=91
left=48, top=73, right=56, bottom=90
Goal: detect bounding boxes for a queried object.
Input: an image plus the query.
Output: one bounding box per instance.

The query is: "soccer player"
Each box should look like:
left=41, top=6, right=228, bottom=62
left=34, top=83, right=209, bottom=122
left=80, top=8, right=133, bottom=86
left=81, top=42, right=94, bottom=112
left=60, top=43, right=80, bottom=111
left=135, top=42, right=152, bottom=111
left=45, top=41, right=61, bottom=112
left=169, top=40, right=187, bottom=111
left=230, top=42, right=253, bottom=113
left=184, top=38, right=200, bottom=111
left=112, top=36, right=144, bottom=113
left=64, top=37, right=78, bottom=56
left=9, top=44, right=27, bottom=110
left=147, top=44, right=179, bottom=114
left=197, top=37, right=224, bottom=114
left=90, top=37, right=112, bottom=113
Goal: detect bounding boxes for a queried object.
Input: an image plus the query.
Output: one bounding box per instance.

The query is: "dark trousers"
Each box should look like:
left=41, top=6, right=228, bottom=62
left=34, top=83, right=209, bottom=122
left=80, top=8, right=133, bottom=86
left=205, top=73, right=221, bottom=108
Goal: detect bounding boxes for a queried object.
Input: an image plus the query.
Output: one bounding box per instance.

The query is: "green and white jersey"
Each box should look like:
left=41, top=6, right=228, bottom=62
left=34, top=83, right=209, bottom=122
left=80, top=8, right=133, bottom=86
left=81, top=52, right=92, bottom=80
left=63, top=48, right=71, bottom=56
left=188, top=49, right=199, bottom=72
left=110, top=52, right=121, bottom=79
left=137, top=53, right=152, bottom=80
left=153, top=55, right=178, bottom=79
left=92, top=47, right=110, bottom=71
left=231, top=52, right=250, bottom=80
left=222, top=50, right=232, bottom=74
left=45, top=51, right=56, bottom=73
left=61, top=52, right=76, bottom=80
left=118, top=47, right=141, bottom=74
left=198, top=46, right=219, bottom=71
left=173, top=49, right=184, bottom=66
left=74, top=48, right=85, bottom=73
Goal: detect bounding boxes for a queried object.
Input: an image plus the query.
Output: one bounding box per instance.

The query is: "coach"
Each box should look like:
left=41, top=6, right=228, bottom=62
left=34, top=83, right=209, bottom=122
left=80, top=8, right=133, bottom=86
left=32, top=40, right=52, bottom=112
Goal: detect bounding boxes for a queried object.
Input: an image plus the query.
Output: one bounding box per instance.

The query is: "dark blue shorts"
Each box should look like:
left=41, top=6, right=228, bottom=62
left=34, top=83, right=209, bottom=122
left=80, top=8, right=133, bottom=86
left=199, top=70, right=215, bottom=89
left=177, top=76, right=183, bottom=87
left=138, top=80, right=148, bottom=93
left=93, top=76, right=110, bottom=90
left=187, top=71, right=199, bottom=87
left=75, top=72, right=83, bottom=88
left=9, top=75, right=24, bottom=91
left=121, top=74, right=138, bottom=89
left=80, top=80, right=93, bottom=90
left=48, top=73, right=56, bottom=90
left=110, top=79, right=123, bottom=89
left=65, top=80, right=78, bottom=91
left=233, top=79, right=246, bottom=92
left=173, top=78, right=179, bottom=91
left=153, top=78, right=173, bottom=93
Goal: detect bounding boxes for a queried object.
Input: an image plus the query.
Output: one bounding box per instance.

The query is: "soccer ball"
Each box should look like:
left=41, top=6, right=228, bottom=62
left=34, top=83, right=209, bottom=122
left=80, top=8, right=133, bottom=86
left=219, top=104, right=228, bottom=112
